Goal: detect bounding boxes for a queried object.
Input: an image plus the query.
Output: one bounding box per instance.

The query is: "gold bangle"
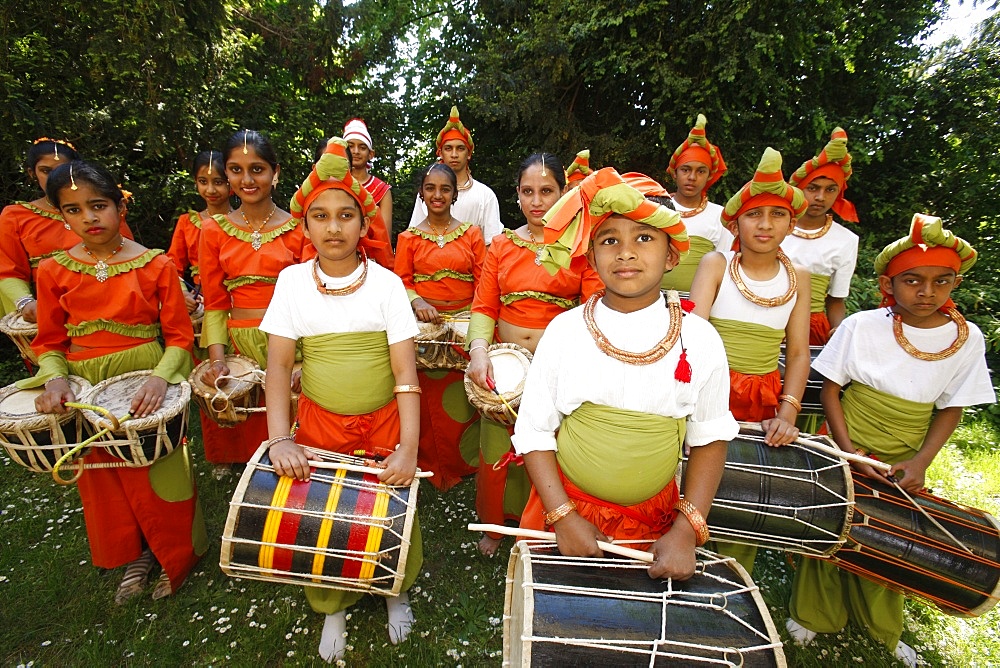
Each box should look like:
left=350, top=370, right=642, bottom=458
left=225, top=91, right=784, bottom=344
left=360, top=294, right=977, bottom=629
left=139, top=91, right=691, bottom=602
left=544, top=499, right=578, bottom=526
left=393, top=384, right=422, bottom=395
left=263, top=435, right=294, bottom=449
left=779, top=394, right=802, bottom=413
left=675, top=498, right=710, bottom=546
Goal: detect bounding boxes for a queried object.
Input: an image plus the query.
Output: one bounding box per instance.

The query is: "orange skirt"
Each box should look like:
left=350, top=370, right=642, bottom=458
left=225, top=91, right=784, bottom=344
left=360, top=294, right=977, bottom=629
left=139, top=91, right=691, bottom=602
left=810, top=311, right=831, bottom=346
left=729, top=368, right=782, bottom=422
left=294, top=394, right=400, bottom=457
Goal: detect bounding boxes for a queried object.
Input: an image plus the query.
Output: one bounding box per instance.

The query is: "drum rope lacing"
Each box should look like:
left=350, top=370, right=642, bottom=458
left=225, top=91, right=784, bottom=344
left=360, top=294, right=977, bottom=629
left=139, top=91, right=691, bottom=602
left=210, top=368, right=268, bottom=412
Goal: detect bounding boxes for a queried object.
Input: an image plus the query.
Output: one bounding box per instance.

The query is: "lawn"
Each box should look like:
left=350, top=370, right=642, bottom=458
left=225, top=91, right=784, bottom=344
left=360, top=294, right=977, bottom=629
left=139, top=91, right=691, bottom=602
left=1, top=334, right=998, bottom=666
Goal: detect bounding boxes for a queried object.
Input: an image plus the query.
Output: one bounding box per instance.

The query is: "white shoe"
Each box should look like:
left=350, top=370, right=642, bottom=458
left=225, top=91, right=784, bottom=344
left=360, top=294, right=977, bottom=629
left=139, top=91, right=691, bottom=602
left=785, top=618, right=817, bottom=646
left=386, top=592, right=415, bottom=645
left=318, top=611, right=347, bottom=663
left=894, top=641, right=918, bottom=667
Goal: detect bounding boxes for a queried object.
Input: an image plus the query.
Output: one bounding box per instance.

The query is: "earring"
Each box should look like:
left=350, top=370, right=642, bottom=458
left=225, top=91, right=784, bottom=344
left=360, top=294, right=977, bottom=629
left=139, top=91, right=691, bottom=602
left=272, top=177, right=278, bottom=186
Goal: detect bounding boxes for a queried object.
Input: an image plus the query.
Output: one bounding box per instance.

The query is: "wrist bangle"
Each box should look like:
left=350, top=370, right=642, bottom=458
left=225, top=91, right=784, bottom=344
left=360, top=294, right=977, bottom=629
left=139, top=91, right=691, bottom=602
left=15, top=296, right=35, bottom=313
left=674, top=498, right=710, bottom=546
left=263, top=435, right=294, bottom=450
left=469, top=344, right=488, bottom=354
left=544, top=499, right=577, bottom=526
left=779, top=394, right=802, bottom=413
left=393, top=384, right=422, bottom=395
left=44, top=376, right=67, bottom=389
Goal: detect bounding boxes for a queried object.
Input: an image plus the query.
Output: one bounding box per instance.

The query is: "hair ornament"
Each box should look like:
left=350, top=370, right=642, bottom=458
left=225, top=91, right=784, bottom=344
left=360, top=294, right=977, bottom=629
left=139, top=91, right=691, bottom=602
left=69, top=164, right=78, bottom=190
left=243, top=130, right=249, bottom=155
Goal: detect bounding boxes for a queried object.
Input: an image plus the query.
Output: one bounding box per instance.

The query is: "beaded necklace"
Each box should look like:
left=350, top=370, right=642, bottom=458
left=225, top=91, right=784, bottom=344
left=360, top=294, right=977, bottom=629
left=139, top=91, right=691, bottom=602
left=729, top=250, right=797, bottom=308
left=312, top=250, right=368, bottom=297
left=582, top=291, right=683, bottom=366
left=891, top=307, right=968, bottom=361
left=791, top=214, right=833, bottom=240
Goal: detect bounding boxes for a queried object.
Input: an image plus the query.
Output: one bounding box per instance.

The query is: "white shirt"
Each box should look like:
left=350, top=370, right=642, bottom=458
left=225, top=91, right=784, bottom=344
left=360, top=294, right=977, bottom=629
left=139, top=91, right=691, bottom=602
left=710, top=250, right=797, bottom=330
left=260, top=259, right=419, bottom=344
left=512, top=298, right=739, bottom=454
left=781, top=221, right=859, bottom=299
left=672, top=198, right=733, bottom=251
left=813, top=308, right=995, bottom=409
left=408, top=178, right=503, bottom=243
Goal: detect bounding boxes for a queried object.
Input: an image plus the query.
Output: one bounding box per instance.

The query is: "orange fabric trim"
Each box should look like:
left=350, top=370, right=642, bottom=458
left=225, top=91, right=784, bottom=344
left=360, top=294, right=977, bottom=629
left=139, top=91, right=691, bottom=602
left=676, top=146, right=711, bottom=169
left=438, top=129, right=470, bottom=149
left=884, top=246, right=962, bottom=277
left=294, top=393, right=400, bottom=455
left=809, top=311, right=832, bottom=346
left=731, top=193, right=795, bottom=221
left=728, top=368, right=783, bottom=422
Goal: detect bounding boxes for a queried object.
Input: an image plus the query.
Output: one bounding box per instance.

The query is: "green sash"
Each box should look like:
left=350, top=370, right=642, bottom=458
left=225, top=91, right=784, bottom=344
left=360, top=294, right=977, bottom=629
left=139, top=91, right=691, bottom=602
left=556, top=402, right=684, bottom=506
left=661, top=236, right=715, bottom=292
left=842, top=383, right=933, bottom=465
left=300, top=332, right=395, bottom=415
left=809, top=273, right=831, bottom=313
left=17, top=341, right=192, bottom=388
left=710, top=318, right=783, bottom=374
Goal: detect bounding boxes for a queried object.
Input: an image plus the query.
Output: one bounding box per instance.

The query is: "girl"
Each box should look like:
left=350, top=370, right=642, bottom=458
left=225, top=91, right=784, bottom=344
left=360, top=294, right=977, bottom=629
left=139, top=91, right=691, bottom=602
left=0, top=138, right=133, bottom=322
left=22, top=160, right=205, bottom=604
left=689, top=147, right=812, bottom=573
left=394, top=163, right=486, bottom=490
left=343, top=118, right=395, bottom=269
left=260, top=138, right=421, bottom=663
left=198, top=130, right=313, bottom=471
left=465, top=153, right=603, bottom=556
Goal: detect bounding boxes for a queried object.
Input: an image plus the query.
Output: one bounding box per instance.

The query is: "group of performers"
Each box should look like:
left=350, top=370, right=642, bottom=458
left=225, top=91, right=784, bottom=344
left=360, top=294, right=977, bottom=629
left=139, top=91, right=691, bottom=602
left=0, top=105, right=994, bottom=665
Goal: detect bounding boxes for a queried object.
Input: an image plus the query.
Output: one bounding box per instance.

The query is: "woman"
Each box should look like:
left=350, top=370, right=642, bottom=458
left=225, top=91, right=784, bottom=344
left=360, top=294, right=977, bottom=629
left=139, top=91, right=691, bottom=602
left=394, top=163, right=486, bottom=490
left=465, top=153, right=603, bottom=555
left=198, top=130, right=313, bottom=471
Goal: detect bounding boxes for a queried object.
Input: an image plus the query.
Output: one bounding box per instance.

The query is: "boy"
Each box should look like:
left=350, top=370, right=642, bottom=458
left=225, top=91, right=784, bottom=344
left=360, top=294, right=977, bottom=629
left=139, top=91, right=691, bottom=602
left=260, top=138, right=422, bottom=663
left=513, top=167, right=738, bottom=579
left=343, top=117, right=395, bottom=269
left=787, top=214, right=994, bottom=667
left=783, top=127, right=860, bottom=345
left=408, top=106, right=503, bottom=243
left=662, top=114, right=733, bottom=292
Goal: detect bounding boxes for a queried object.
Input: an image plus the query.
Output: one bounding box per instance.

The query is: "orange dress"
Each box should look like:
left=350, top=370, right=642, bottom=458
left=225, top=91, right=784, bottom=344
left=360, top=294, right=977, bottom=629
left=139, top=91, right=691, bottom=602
left=394, top=223, right=485, bottom=490
left=167, top=210, right=203, bottom=285
left=362, top=175, right=395, bottom=271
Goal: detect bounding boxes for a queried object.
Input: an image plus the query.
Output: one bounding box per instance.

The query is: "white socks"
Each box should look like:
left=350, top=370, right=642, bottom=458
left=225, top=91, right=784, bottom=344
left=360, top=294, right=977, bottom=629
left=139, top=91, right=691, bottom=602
left=318, top=611, right=347, bottom=663
left=785, top=618, right=817, bottom=646
left=386, top=592, right=415, bottom=645
left=895, top=641, right=918, bottom=667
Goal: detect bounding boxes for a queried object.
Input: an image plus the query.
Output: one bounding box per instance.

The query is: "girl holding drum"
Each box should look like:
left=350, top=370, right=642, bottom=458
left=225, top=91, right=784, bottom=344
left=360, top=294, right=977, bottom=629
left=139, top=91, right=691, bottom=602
left=0, top=138, right=133, bottom=322
left=21, top=160, right=205, bottom=604
left=197, top=130, right=313, bottom=470
left=465, top=152, right=603, bottom=556
left=260, top=138, right=421, bottom=662
left=394, top=163, right=486, bottom=490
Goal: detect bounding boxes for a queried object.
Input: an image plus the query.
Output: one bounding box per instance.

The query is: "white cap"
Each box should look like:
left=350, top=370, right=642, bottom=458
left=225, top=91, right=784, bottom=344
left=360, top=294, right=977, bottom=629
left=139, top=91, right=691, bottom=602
left=343, top=118, right=373, bottom=150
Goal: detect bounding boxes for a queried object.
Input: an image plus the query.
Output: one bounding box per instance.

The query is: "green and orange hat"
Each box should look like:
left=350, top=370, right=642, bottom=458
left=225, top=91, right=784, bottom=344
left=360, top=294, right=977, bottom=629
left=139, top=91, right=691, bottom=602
left=290, top=137, right=377, bottom=224
left=565, top=149, right=593, bottom=185
left=539, top=167, right=688, bottom=274
left=667, top=114, right=727, bottom=196
left=789, top=127, right=859, bottom=223
left=722, top=147, right=806, bottom=225
left=435, top=106, right=475, bottom=156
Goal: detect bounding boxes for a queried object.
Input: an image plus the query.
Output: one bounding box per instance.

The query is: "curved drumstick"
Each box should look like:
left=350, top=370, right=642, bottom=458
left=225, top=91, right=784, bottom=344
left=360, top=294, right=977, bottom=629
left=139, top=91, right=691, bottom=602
left=485, top=377, right=519, bottom=421
left=468, top=523, right=654, bottom=563
left=65, top=401, right=120, bottom=431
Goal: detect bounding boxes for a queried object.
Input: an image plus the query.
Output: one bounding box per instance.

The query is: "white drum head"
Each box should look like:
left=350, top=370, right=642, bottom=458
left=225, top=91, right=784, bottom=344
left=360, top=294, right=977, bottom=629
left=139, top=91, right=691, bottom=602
left=490, top=349, right=528, bottom=395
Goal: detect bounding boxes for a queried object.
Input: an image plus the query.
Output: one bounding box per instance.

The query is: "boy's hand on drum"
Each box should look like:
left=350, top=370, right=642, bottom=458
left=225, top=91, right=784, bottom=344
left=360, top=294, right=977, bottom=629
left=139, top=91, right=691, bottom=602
left=201, top=359, right=230, bottom=388
left=553, top=513, right=608, bottom=558
left=649, top=529, right=697, bottom=581
left=760, top=416, right=799, bottom=447
left=290, top=368, right=302, bottom=394
left=131, top=376, right=168, bottom=417
left=850, top=457, right=882, bottom=481
left=412, top=298, right=441, bottom=324
left=35, top=379, right=75, bottom=414
left=889, top=458, right=927, bottom=493
left=379, top=447, right=417, bottom=486
left=269, top=439, right=318, bottom=481
left=466, top=350, right=494, bottom=391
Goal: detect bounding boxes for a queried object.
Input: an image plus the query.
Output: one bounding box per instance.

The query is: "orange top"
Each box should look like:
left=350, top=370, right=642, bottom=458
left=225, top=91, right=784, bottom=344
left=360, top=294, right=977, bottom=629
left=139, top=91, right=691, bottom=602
left=472, top=229, right=603, bottom=329
left=0, top=201, right=135, bottom=286
left=394, top=223, right=485, bottom=307
left=365, top=209, right=396, bottom=271
left=199, top=214, right=313, bottom=312
left=33, top=250, right=193, bottom=361
left=167, top=210, right=203, bottom=283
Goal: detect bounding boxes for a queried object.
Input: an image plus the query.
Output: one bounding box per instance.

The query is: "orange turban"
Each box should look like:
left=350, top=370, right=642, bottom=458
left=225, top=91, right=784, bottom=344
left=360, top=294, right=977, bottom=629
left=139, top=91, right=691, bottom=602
left=565, top=149, right=593, bottom=185
left=667, top=114, right=727, bottom=196
left=722, top=148, right=806, bottom=224
left=435, top=106, right=474, bottom=155
left=789, top=127, right=859, bottom=223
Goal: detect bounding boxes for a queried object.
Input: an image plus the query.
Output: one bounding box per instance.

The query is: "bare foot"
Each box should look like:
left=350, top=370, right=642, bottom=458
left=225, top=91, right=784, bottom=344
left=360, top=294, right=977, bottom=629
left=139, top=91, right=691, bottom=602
left=478, top=534, right=502, bottom=556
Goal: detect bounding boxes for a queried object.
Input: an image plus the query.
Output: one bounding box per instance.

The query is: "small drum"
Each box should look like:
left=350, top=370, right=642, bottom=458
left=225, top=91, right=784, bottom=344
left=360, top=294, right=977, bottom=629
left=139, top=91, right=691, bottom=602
left=0, top=377, right=92, bottom=472
left=414, top=320, right=451, bottom=370
left=464, top=343, right=532, bottom=427
left=189, top=354, right=264, bottom=427
left=221, top=445, right=419, bottom=595
left=0, top=312, right=39, bottom=366
left=830, top=471, right=1000, bottom=617
left=778, top=344, right=824, bottom=415
left=81, top=371, right=190, bottom=467
left=190, top=303, right=205, bottom=339
left=440, top=311, right=472, bottom=370
left=681, top=426, right=854, bottom=556
left=504, top=541, right=786, bottom=667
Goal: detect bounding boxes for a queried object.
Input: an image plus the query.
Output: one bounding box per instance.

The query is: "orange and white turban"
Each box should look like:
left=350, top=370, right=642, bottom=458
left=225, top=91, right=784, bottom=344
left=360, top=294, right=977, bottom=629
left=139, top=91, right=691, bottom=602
left=666, top=114, right=727, bottom=196
left=435, top=106, right=474, bottom=155
left=539, top=167, right=688, bottom=274
left=722, top=147, right=806, bottom=225
left=565, top=149, right=593, bottom=185
left=789, top=127, right=859, bottom=223
left=290, top=138, right=377, bottom=224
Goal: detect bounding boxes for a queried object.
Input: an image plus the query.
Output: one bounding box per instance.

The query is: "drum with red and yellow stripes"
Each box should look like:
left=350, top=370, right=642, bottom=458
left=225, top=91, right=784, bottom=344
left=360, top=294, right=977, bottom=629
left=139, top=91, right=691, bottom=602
left=220, top=445, right=418, bottom=595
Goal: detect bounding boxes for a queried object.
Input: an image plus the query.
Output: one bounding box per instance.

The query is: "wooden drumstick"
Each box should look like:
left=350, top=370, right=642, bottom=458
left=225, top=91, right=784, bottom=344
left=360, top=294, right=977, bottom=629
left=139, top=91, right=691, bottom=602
left=468, top=523, right=654, bottom=564
left=796, top=434, right=893, bottom=473
left=305, top=460, right=435, bottom=478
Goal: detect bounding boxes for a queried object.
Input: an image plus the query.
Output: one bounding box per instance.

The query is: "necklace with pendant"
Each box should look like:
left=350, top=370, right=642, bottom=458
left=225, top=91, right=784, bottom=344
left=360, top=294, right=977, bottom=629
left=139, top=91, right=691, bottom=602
left=428, top=222, right=450, bottom=248
left=82, top=237, right=126, bottom=282
left=527, top=228, right=544, bottom=265
left=241, top=204, right=277, bottom=251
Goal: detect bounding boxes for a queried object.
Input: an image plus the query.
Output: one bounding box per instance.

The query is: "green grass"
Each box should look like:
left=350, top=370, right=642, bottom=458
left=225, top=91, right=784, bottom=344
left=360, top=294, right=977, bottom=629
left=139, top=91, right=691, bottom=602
left=1, top=333, right=998, bottom=666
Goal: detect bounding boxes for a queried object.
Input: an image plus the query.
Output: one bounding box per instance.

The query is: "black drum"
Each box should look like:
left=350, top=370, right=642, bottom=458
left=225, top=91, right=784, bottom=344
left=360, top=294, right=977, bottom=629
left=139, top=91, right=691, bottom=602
left=777, top=344, right=823, bottom=415
left=504, top=541, right=786, bottom=666
left=681, top=427, right=853, bottom=556
left=831, top=471, right=1000, bottom=617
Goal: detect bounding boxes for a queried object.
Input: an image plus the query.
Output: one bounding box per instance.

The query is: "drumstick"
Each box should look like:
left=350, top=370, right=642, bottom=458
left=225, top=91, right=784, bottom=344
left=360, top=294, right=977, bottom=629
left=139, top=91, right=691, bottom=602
left=303, top=460, right=435, bottom=478
left=468, top=523, right=654, bottom=564
left=51, top=413, right=132, bottom=485
left=485, top=377, right=519, bottom=421
left=795, top=434, right=893, bottom=473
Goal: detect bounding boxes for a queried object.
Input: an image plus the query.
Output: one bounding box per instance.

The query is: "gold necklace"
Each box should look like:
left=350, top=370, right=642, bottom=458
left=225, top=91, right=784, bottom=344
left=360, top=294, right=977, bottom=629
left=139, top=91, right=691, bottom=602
left=792, top=214, right=833, bottom=239
left=582, top=291, right=683, bottom=365
left=673, top=195, right=708, bottom=218
left=729, top=250, right=797, bottom=308
left=240, top=204, right=277, bottom=251
left=82, top=237, right=126, bottom=283
left=428, top=221, right=451, bottom=248
left=892, top=307, right=969, bottom=361
left=527, top=228, right=545, bottom=265
left=312, top=251, right=368, bottom=296
left=457, top=176, right=473, bottom=192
